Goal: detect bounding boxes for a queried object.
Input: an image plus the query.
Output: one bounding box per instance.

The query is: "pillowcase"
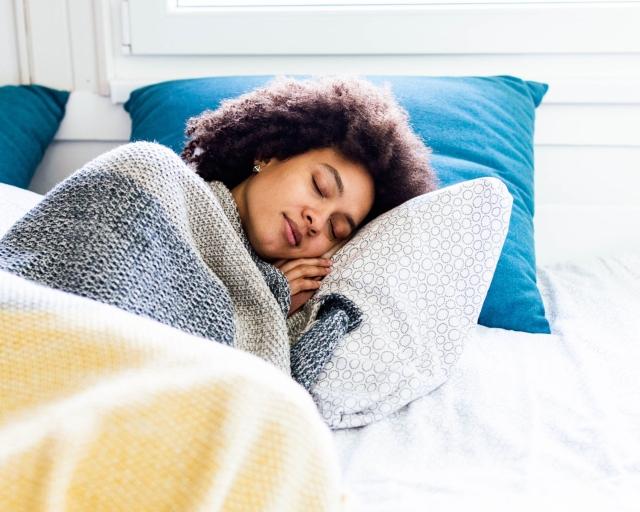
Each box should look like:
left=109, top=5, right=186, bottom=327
left=123, top=74, right=549, bottom=334
left=291, top=177, right=512, bottom=429
left=0, top=85, right=70, bottom=189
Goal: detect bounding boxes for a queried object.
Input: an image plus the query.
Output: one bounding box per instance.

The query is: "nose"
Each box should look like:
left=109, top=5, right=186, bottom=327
left=304, top=211, right=318, bottom=237
left=303, top=207, right=328, bottom=238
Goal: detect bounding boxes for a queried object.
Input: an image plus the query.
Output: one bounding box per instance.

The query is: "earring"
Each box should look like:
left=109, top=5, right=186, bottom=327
left=252, top=163, right=261, bottom=174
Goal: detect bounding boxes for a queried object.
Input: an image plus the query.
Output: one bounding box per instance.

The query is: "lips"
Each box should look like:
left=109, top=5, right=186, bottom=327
left=283, top=214, right=301, bottom=247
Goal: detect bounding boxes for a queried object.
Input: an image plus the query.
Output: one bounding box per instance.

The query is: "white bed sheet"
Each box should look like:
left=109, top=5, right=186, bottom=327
left=0, top=183, right=43, bottom=235
left=334, top=251, right=640, bottom=511
left=2, top=183, right=640, bottom=510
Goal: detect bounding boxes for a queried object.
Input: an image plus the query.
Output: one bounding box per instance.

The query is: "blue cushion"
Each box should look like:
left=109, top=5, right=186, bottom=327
left=369, top=76, right=550, bottom=334
left=0, top=85, right=70, bottom=189
left=124, top=75, right=550, bottom=334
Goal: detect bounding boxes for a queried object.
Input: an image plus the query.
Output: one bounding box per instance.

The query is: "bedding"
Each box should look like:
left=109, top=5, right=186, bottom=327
left=289, top=177, right=513, bottom=428
left=0, top=269, right=346, bottom=511
left=0, top=141, right=360, bottom=381
left=331, top=250, right=640, bottom=510
left=0, top=84, right=69, bottom=188
left=2, top=153, right=638, bottom=509
left=123, top=74, right=549, bottom=334
left=0, top=183, right=42, bottom=233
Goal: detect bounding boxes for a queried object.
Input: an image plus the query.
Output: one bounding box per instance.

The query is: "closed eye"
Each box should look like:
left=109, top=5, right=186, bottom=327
left=313, top=176, right=337, bottom=240
left=312, top=178, right=324, bottom=198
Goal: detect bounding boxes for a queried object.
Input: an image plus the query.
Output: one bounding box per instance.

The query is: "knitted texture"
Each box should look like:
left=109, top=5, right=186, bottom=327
left=0, top=142, right=291, bottom=372
left=0, top=269, right=347, bottom=511
left=290, top=294, right=363, bottom=392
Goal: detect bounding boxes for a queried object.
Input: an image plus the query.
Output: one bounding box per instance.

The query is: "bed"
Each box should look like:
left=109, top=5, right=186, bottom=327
left=333, top=249, right=640, bottom=510
left=3, top=0, right=640, bottom=506
left=2, top=71, right=640, bottom=509
left=3, top=177, right=640, bottom=511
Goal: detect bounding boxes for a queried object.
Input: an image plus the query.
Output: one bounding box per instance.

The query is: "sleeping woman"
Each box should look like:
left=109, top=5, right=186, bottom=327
left=0, top=75, right=436, bottom=389
left=182, top=76, right=437, bottom=314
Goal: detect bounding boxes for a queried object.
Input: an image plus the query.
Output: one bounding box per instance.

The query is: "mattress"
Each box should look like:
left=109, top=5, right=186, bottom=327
left=2, top=183, right=639, bottom=509
left=333, top=250, right=640, bottom=510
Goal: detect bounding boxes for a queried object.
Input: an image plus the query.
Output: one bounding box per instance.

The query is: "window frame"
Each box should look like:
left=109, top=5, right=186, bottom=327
left=125, top=0, right=640, bottom=55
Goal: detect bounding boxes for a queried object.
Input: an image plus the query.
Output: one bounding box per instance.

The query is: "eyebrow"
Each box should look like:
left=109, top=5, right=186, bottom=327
left=319, top=162, right=356, bottom=232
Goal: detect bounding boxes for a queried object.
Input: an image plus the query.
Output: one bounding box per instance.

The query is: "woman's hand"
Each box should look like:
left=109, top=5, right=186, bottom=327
left=273, top=257, right=332, bottom=316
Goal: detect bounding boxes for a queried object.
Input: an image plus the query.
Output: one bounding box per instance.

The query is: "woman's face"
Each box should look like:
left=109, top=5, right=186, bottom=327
left=232, top=147, right=375, bottom=261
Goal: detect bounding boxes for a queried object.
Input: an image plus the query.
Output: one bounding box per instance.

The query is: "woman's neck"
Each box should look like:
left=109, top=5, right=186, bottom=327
left=230, top=179, right=248, bottom=229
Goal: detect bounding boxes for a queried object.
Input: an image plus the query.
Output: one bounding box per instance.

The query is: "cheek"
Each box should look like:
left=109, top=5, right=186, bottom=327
left=314, top=237, right=334, bottom=254
left=298, top=237, right=329, bottom=258
left=245, top=203, right=275, bottom=251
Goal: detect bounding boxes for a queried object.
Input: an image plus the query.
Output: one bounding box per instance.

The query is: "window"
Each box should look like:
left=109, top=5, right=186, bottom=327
left=124, top=1, right=640, bottom=55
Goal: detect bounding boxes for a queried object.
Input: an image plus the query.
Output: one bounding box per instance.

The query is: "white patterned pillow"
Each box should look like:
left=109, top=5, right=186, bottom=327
left=292, top=177, right=512, bottom=429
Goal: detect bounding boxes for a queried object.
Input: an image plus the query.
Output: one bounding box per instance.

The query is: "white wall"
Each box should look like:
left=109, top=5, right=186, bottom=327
left=0, top=0, right=20, bottom=84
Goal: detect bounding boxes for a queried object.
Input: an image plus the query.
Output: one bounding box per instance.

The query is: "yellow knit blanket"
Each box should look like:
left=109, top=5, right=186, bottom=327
left=0, top=270, right=346, bottom=511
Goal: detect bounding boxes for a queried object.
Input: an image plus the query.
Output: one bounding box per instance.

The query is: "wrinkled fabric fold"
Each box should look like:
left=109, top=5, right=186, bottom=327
left=290, top=293, right=363, bottom=392
left=0, top=269, right=347, bottom=511
left=0, top=141, right=291, bottom=372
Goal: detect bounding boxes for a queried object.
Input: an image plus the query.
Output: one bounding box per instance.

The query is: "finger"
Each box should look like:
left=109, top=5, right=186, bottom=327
left=289, top=277, right=322, bottom=296
left=279, top=258, right=331, bottom=274
left=285, top=264, right=331, bottom=282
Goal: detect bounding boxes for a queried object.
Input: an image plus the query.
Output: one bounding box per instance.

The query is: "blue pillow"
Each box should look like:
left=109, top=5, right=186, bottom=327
left=124, top=75, right=550, bottom=334
left=369, top=76, right=550, bottom=334
left=0, top=85, right=70, bottom=189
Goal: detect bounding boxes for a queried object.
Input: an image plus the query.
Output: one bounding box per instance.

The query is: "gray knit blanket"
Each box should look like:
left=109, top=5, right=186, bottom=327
left=0, top=142, right=361, bottom=390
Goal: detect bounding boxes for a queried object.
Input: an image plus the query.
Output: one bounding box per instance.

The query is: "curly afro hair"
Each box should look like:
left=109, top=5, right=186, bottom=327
left=181, top=75, right=438, bottom=223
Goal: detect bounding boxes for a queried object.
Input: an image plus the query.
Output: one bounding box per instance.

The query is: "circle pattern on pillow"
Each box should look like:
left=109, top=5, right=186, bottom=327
left=301, top=177, right=512, bottom=429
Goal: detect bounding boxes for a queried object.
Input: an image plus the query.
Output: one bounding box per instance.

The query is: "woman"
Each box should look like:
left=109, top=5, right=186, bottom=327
left=0, top=75, right=436, bottom=387
left=181, top=75, right=437, bottom=315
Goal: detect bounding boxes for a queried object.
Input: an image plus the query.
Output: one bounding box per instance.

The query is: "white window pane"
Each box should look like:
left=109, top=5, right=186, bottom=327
left=133, top=1, right=640, bottom=56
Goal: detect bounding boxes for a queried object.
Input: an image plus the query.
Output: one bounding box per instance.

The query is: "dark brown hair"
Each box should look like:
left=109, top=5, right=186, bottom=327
left=181, top=75, right=437, bottom=223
